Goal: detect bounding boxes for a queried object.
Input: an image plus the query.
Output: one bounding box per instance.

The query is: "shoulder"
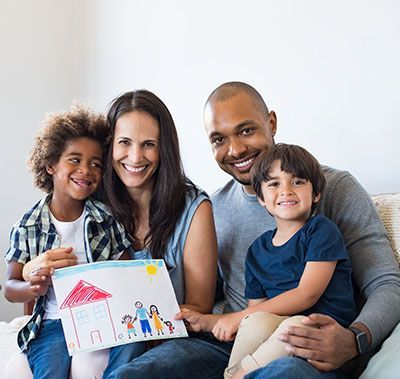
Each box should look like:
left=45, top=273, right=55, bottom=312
left=210, top=179, right=238, bottom=202
left=305, top=215, right=341, bottom=235
left=14, top=196, right=49, bottom=228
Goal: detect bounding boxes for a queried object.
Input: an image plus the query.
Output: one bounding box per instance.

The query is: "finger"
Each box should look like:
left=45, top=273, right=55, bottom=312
left=29, top=267, right=53, bottom=278
left=50, top=258, right=78, bottom=269
left=301, top=313, right=335, bottom=327
left=285, top=344, right=326, bottom=362
left=284, top=324, right=324, bottom=341
left=278, top=332, right=324, bottom=352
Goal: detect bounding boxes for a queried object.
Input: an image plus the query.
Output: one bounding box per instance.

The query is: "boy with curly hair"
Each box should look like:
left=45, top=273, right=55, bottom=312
left=4, top=104, right=132, bottom=379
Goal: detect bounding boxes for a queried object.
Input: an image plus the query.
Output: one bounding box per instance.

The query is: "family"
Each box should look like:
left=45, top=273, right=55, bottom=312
left=4, top=82, right=400, bottom=379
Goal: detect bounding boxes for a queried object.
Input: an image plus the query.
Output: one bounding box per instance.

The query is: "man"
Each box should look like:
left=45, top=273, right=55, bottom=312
left=103, top=82, right=400, bottom=378
left=197, top=81, right=400, bottom=377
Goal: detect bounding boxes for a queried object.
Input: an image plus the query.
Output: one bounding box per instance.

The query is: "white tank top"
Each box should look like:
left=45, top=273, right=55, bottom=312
left=44, top=210, right=87, bottom=319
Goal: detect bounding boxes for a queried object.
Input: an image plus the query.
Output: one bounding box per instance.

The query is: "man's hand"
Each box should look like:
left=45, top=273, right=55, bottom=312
left=212, top=311, right=244, bottom=342
left=22, top=247, right=78, bottom=281
left=277, top=313, right=359, bottom=371
left=29, top=267, right=53, bottom=296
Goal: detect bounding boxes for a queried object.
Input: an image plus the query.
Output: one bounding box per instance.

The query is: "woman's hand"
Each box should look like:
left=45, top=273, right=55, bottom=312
left=22, top=247, right=78, bottom=281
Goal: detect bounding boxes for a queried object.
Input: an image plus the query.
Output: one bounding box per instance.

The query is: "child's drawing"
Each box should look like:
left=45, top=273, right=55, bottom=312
left=52, top=259, right=187, bottom=355
left=121, top=314, right=137, bottom=338
left=149, top=304, right=164, bottom=335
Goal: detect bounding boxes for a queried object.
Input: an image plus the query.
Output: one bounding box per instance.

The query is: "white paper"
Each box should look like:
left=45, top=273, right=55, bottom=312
left=52, top=259, right=187, bottom=355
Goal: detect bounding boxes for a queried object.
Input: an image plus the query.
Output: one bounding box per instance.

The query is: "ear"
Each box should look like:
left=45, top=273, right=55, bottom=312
left=313, top=192, right=321, bottom=203
left=267, top=111, right=277, bottom=137
left=46, top=165, right=55, bottom=175
left=257, top=196, right=266, bottom=207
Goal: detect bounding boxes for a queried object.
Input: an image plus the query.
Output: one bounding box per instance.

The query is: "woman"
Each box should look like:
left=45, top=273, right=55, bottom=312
left=102, top=89, right=217, bottom=376
left=6, top=90, right=217, bottom=378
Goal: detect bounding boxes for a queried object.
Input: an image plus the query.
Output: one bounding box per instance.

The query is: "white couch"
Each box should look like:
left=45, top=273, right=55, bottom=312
left=1, top=193, right=399, bottom=378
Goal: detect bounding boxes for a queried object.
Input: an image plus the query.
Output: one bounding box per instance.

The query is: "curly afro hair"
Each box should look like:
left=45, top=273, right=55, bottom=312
left=28, top=102, right=109, bottom=193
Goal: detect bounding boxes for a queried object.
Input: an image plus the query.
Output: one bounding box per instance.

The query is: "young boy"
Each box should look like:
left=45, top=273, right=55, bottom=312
left=4, top=104, right=132, bottom=379
left=215, top=143, right=358, bottom=379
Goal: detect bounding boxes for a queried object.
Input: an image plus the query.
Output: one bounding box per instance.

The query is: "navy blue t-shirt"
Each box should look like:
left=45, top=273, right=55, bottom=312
left=245, top=215, right=357, bottom=327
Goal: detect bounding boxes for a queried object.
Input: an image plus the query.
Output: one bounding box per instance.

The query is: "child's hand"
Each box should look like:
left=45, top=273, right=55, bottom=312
left=22, top=247, right=77, bottom=281
left=29, top=267, right=53, bottom=296
left=175, top=307, right=205, bottom=332
left=212, top=312, right=244, bottom=342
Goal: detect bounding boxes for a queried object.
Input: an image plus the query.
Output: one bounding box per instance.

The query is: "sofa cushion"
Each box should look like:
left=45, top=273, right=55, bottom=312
left=372, top=193, right=400, bottom=265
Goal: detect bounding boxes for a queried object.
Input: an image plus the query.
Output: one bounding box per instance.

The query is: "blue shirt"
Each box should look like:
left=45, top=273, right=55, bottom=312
left=245, top=215, right=357, bottom=327
left=4, top=195, right=133, bottom=351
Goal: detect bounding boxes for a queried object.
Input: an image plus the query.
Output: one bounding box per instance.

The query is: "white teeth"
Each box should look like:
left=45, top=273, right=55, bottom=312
left=234, top=158, right=254, bottom=168
left=279, top=201, right=297, bottom=205
left=123, top=164, right=146, bottom=173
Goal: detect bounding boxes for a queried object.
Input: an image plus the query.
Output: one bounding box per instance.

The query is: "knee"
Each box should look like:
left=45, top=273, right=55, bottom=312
left=277, top=315, right=305, bottom=331
left=240, top=311, right=276, bottom=328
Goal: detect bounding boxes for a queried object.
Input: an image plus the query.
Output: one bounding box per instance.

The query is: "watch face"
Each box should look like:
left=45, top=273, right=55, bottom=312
left=357, top=331, right=369, bottom=354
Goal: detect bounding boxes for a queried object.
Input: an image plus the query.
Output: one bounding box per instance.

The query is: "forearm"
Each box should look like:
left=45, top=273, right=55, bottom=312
left=4, top=280, right=37, bottom=303
left=245, top=287, right=319, bottom=317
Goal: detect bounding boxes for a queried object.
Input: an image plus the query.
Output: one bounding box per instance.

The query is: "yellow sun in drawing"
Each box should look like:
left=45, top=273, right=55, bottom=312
left=146, top=264, right=157, bottom=276
left=144, top=261, right=162, bottom=283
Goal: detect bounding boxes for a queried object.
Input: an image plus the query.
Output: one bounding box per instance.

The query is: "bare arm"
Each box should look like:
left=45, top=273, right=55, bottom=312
left=4, top=261, right=50, bottom=303
left=181, top=200, right=218, bottom=313
left=211, top=262, right=336, bottom=341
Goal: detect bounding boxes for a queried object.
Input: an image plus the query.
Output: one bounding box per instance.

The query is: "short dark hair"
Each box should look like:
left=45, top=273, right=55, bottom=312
left=103, top=90, right=196, bottom=260
left=205, top=81, right=270, bottom=120
left=251, top=143, right=326, bottom=212
left=28, top=103, right=108, bottom=193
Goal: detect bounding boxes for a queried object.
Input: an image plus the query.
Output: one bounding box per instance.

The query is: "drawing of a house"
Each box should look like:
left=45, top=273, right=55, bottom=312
left=60, top=280, right=117, bottom=349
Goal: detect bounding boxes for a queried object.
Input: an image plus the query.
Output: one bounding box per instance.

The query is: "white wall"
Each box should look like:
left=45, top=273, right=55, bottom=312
left=1, top=0, right=399, bottom=320
left=0, top=0, right=78, bottom=320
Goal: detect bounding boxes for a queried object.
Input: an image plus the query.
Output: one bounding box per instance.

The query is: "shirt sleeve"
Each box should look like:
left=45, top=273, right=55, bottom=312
left=108, top=218, right=134, bottom=259
left=4, top=225, right=31, bottom=264
left=304, top=216, right=349, bottom=262
left=318, top=172, right=400, bottom=348
left=244, top=246, right=266, bottom=300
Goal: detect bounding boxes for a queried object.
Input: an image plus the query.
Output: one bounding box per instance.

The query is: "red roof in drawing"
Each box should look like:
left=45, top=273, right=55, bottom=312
left=60, top=280, right=112, bottom=309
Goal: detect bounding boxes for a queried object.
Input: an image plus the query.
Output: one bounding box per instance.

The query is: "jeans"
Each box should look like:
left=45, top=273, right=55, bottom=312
left=103, top=341, right=147, bottom=378
left=104, top=332, right=232, bottom=379
left=26, top=319, right=71, bottom=379
left=244, top=357, right=347, bottom=379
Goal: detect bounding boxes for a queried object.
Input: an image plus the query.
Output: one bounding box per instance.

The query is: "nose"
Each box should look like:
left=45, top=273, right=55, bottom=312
left=280, top=182, right=293, bottom=195
left=78, top=163, right=91, bottom=175
left=228, top=138, right=247, bottom=158
left=128, top=144, right=144, bottom=162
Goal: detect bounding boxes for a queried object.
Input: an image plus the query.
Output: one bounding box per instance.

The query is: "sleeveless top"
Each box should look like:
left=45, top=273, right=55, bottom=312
left=131, top=188, right=209, bottom=304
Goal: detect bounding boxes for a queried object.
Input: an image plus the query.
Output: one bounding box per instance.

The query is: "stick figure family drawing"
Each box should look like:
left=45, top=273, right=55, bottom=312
left=121, top=301, right=175, bottom=339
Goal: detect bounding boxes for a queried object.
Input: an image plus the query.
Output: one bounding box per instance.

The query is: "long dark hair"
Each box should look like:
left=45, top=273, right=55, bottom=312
left=103, top=90, right=196, bottom=259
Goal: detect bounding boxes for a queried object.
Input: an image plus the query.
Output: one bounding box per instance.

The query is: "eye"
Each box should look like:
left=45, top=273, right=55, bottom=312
left=69, top=158, right=79, bottom=164
left=266, top=180, right=279, bottom=188
left=240, top=128, right=253, bottom=136
left=118, top=139, right=130, bottom=145
left=293, top=178, right=307, bottom=186
left=91, top=161, right=103, bottom=169
left=143, top=141, right=156, bottom=149
left=211, top=136, right=224, bottom=147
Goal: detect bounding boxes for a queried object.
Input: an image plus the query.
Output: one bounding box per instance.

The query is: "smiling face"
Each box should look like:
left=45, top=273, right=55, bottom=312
left=112, top=111, right=160, bottom=196
left=259, top=160, right=321, bottom=226
left=204, top=92, right=277, bottom=193
left=47, top=137, right=102, bottom=209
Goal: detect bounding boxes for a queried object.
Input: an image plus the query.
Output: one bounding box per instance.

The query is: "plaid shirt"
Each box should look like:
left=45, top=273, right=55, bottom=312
left=4, top=194, right=133, bottom=351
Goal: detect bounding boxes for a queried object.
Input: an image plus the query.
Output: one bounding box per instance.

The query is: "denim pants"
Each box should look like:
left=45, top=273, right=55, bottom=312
left=244, top=357, right=347, bottom=379
left=26, top=319, right=71, bottom=379
left=103, top=332, right=232, bottom=379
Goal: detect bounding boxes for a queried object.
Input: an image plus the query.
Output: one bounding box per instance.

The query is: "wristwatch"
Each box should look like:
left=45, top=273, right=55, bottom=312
left=348, top=326, right=369, bottom=355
